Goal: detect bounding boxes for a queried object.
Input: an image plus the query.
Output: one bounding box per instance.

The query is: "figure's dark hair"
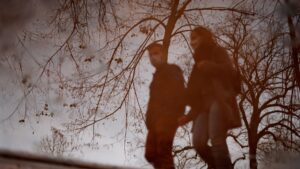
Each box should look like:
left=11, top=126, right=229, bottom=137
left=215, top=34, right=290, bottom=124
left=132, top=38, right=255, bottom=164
left=192, top=26, right=214, bottom=42
left=146, top=42, right=163, bottom=51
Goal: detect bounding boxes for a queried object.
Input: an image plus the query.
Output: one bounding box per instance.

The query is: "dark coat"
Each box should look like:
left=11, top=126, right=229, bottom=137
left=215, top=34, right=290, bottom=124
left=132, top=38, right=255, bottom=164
left=146, top=64, right=186, bottom=130
left=186, top=43, right=242, bottom=129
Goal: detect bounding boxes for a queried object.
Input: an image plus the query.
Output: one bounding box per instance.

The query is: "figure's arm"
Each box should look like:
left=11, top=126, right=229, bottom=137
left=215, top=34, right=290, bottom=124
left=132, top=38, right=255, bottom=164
left=196, top=60, right=233, bottom=78
left=163, top=65, right=186, bottom=114
left=196, top=47, right=234, bottom=77
left=145, top=81, right=159, bottom=130
left=145, top=98, right=154, bottom=130
left=196, top=51, right=242, bottom=94
left=178, top=109, right=198, bottom=126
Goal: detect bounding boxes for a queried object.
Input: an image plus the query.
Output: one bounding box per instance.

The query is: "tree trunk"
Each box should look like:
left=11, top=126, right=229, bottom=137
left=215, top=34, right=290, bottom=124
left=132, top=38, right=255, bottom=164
left=249, top=145, right=258, bottom=169
left=161, top=0, right=180, bottom=62
left=249, top=131, right=258, bottom=169
left=286, top=1, right=300, bottom=88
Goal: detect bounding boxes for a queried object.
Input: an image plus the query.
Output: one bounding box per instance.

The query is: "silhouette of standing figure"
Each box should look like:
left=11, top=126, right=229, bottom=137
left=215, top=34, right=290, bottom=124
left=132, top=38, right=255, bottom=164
left=144, top=43, right=186, bottom=169
left=178, top=27, right=242, bottom=169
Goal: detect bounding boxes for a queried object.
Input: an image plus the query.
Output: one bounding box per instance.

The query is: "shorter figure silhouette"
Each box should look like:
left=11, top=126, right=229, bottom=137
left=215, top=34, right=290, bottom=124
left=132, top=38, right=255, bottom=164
left=178, top=27, right=242, bottom=169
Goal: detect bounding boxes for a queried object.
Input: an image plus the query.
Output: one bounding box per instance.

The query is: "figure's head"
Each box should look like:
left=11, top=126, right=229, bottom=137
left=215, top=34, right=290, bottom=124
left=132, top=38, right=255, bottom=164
left=146, top=43, right=165, bottom=68
left=190, top=26, right=214, bottom=50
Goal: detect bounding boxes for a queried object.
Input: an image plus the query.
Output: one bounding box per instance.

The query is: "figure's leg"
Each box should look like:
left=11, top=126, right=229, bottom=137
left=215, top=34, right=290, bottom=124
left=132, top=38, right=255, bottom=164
left=192, top=112, right=215, bottom=168
left=156, top=128, right=176, bottom=169
left=145, top=130, right=158, bottom=166
left=209, top=101, right=233, bottom=169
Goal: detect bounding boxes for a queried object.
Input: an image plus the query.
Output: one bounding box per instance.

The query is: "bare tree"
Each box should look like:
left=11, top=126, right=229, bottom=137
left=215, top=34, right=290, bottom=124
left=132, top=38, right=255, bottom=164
left=218, top=7, right=300, bottom=169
